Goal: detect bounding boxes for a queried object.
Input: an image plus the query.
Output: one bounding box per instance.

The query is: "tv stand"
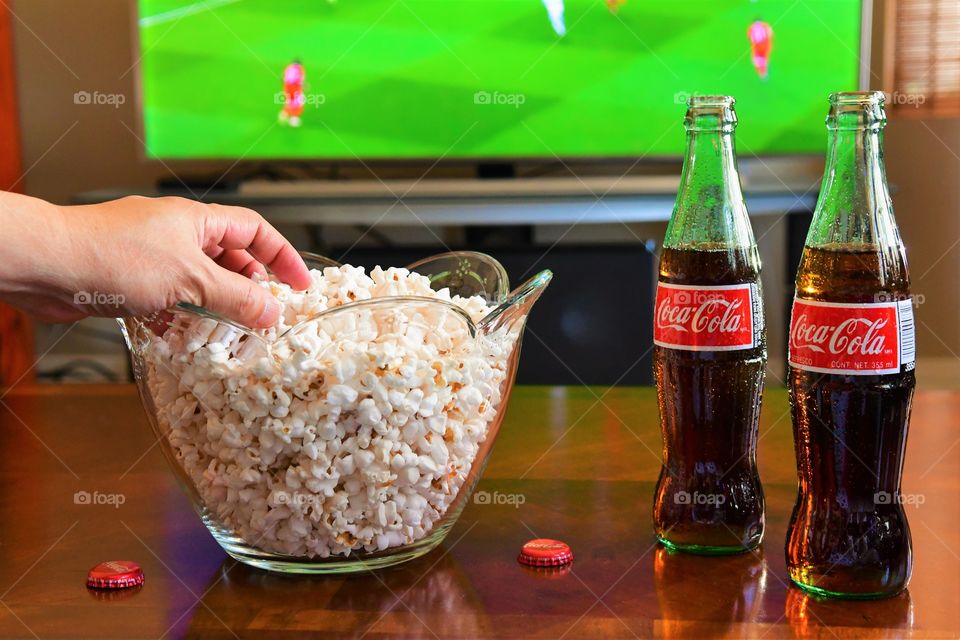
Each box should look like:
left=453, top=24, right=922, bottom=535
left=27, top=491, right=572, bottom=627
left=76, top=175, right=816, bottom=226
left=476, top=162, right=516, bottom=179
left=156, top=176, right=240, bottom=194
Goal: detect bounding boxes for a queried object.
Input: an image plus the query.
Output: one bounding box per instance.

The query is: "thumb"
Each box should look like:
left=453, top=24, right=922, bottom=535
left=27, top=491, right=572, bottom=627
left=200, top=269, right=280, bottom=328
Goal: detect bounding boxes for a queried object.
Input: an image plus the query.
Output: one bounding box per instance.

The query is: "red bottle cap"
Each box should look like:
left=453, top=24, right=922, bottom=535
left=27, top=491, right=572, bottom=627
left=517, top=538, right=573, bottom=567
left=86, top=560, right=144, bottom=590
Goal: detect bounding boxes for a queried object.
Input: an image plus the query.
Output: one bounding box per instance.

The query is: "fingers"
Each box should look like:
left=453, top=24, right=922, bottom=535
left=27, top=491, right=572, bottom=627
left=214, top=249, right=268, bottom=280
left=205, top=205, right=311, bottom=290
left=199, top=267, right=281, bottom=328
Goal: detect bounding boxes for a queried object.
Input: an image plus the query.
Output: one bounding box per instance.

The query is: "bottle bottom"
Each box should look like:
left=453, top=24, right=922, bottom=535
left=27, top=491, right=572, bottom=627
left=656, top=535, right=760, bottom=556
left=653, top=497, right=764, bottom=555
left=786, top=539, right=911, bottom=599
left=788, top=570, right=907, bottom=600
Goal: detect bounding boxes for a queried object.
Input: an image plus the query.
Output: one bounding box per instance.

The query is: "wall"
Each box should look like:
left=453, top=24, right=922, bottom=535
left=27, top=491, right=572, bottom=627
left=12, top=0, right=166, bottom=203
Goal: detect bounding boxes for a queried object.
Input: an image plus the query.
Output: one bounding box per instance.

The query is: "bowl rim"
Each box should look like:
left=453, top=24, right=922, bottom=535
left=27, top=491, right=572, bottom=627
left=405, top=250, right=510, bottom=302
left=131, top=250, right=512, bottom=343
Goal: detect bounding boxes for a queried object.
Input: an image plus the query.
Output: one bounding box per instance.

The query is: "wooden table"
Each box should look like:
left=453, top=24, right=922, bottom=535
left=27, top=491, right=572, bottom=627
left=0, top=385, right=957, bottom=639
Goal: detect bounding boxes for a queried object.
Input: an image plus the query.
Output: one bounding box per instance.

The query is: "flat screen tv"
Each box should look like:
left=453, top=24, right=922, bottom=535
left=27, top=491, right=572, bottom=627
left=136, top=0, right=865, bottom=161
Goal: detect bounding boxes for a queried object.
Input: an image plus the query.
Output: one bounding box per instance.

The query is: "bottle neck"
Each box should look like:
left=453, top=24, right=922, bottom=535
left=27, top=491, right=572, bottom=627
left=807, top=113, right=900, bottom=251
left=664, top=126, right=755, bottom=249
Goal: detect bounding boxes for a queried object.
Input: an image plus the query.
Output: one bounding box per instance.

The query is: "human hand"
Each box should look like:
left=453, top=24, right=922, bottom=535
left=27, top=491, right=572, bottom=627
left=0, top=193, right=310, bottom=327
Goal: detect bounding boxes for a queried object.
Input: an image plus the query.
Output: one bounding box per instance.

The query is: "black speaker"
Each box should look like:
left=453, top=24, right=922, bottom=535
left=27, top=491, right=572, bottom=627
left=334, top=244, right=655, bottom=386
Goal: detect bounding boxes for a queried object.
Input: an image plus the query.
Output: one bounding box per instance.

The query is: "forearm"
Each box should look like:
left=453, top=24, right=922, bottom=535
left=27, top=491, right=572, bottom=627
left=0, top=192, right=178, bottom=322
left=0, top=192, right=83, bottom=320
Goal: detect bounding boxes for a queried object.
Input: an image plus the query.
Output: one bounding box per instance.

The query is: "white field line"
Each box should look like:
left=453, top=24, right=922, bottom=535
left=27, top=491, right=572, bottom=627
left=139, top=0, right=243, bottom=28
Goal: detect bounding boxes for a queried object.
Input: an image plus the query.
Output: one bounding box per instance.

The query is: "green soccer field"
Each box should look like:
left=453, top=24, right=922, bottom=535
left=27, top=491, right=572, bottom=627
left=138, top=0, right=862, bottom=160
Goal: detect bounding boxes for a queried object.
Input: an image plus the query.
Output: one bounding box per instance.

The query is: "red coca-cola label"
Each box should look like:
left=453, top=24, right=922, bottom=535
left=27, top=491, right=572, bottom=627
left=789, top=298, right=916, bottom=375
left=654, top=283, right=757, bottom=351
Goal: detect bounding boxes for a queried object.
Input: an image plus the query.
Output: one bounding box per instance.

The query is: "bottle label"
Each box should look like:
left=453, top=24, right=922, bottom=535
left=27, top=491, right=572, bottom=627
left=654, top=283, right=758, bottom=351
left=789, top=298, right=916, bottom=375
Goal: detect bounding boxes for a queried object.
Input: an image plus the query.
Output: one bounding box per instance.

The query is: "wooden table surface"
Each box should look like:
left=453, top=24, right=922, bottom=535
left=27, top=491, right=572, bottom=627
left=0, top=384, right=957, bottom=639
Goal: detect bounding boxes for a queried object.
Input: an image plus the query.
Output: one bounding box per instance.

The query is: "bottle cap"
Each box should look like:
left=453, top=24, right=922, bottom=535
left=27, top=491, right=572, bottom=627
left=517, top=538, right=573, bottom=567
left=86, top=560, right=144, bottom=590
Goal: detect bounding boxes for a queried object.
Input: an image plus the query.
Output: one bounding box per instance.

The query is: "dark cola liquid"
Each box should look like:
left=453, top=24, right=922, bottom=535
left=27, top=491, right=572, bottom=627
left=653, top=245, right=766, bottom=553
left=787, top=243, right=914, bottom=597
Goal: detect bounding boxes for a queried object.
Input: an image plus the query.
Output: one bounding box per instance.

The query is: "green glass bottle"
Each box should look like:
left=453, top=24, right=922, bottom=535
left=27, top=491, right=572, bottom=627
left=786, top=91, right=915, bottom=598
left=653, top=95, right=767, bottom=554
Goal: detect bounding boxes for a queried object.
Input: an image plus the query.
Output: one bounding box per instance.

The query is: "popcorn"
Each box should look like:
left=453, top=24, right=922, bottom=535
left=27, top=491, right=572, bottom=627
left=144, top=265, right=518, bottom=558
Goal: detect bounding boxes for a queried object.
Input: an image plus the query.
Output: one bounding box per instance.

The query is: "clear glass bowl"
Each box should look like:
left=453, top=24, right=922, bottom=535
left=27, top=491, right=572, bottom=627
left=119, top=251, right=551, bottom=573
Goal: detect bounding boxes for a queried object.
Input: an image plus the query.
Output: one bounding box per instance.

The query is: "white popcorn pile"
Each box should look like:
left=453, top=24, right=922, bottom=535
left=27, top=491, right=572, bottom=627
left=144, top=265, right=519, bottom=558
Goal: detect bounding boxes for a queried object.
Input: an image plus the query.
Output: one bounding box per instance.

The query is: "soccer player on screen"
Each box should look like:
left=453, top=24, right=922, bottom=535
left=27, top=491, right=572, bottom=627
left=541, top=0, right=566, bottom=37
left=278, top=59, right=306, bottom=127
left=747, top=20, right=773, bottom=79
left=606, top=0, right=626, bottom=14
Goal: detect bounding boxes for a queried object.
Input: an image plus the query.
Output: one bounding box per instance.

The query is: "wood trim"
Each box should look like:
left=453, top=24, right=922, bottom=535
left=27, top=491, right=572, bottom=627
left=0, top=0, right=22, bottom=191
left=0, top=2, right=33, bottom=387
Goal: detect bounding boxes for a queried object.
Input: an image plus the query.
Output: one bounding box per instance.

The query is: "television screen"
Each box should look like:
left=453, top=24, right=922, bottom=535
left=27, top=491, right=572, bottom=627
left=136, top=0, right=863, bottom=160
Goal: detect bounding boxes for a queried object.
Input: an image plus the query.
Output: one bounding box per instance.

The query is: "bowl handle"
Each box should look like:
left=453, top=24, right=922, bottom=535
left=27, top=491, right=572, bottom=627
left=478, top=270, right=552, bottom=336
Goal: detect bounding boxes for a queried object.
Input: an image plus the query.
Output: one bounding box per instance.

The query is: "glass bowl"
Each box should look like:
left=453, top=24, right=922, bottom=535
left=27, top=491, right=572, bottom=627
left=119, top=251, right=551, bottom=573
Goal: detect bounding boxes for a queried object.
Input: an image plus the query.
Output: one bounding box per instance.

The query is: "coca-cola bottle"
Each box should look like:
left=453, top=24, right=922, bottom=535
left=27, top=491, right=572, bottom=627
left=653, top=95, right=766, bottom=554
left=787, top=91, right=916, bottom=598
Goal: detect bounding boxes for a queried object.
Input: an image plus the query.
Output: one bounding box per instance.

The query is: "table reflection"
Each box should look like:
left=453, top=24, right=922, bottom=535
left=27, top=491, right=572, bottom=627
left=184, top=548, right=491, bottom=638
left=786, top=587, right=913, bottom=638
left=654, top=546, right=767, bottom=638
